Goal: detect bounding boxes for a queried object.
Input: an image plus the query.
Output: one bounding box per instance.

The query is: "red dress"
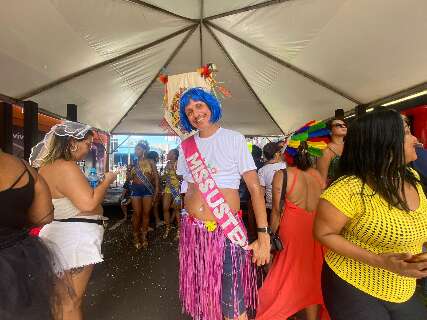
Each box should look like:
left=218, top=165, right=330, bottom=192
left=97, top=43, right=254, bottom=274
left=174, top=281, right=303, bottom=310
left=256, top=172, right=328, bottom=320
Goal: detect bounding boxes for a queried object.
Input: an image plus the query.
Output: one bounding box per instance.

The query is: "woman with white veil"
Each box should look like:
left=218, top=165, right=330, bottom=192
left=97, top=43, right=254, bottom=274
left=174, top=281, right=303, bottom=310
left=30, top=121, right=117, bottom=320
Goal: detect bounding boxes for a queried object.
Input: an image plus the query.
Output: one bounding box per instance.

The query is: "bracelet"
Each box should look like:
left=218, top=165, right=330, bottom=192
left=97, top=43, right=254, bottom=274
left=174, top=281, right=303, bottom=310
left=256, top=226, right=272, bottom=234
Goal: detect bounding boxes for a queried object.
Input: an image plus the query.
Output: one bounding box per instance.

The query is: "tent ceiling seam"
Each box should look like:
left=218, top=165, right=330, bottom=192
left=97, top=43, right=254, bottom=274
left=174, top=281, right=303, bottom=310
left=207, top=21, right=361, bottom=105
left=205, top=0, right=292, bottom=21
left=200, top=0, right=204, bottom=66
left=125, top=0, right=198, bottom=22
left=18, top=24, right=197, bottom=100
left=366, top=81, right=427, bottom=108
left=204, top=24, right=284, bottom=135
left=111, top=24, right=199, bottom=133
left=0, top=93, right=22, bottom=106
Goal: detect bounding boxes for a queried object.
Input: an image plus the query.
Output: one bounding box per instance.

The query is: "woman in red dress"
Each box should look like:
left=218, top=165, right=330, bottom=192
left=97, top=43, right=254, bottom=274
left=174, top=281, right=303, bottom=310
left=257, top=132, right=329, bottom=320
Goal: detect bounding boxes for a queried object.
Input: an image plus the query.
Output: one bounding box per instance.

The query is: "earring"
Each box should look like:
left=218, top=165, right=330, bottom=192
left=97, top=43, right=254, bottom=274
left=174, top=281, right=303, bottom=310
left=70, top=145, right=78, bottom=152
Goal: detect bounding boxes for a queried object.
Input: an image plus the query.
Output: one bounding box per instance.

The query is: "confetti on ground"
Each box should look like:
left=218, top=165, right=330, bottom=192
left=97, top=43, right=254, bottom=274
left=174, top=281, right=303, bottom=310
left=83, top=210, right=190, bottom=320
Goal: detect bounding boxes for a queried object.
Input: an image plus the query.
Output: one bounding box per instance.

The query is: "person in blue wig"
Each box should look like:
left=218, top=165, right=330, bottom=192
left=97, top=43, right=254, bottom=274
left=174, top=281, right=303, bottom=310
left=176, top=87, right=270, bottom=320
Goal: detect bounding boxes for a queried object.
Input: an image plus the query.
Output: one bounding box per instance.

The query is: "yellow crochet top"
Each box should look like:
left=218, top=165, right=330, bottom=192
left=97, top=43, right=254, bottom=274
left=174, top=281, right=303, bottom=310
left=320, top=170, right=427, bottom=303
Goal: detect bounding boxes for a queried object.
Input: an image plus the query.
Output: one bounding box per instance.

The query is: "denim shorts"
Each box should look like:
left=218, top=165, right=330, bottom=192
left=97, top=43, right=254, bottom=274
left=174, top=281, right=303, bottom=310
left=130, top=183, right=153, bottom=198
left=221, top=239, right=246, bottom=318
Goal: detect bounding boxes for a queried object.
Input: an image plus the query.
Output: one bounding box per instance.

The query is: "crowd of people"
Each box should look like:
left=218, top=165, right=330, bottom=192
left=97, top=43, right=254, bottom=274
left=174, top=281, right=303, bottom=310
left=116, top=146, right=182, bottom=245
left=1, top=83, right=427, bottom=320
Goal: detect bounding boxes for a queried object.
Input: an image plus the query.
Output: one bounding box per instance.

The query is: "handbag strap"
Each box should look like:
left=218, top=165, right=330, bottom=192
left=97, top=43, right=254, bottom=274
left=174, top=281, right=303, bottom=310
left=279, top=168, right=288, bottom=217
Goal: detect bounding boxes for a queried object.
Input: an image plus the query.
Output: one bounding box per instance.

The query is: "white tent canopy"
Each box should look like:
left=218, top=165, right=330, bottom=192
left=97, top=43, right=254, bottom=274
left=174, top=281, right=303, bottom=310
left=1, top=0, right=426, bottom=135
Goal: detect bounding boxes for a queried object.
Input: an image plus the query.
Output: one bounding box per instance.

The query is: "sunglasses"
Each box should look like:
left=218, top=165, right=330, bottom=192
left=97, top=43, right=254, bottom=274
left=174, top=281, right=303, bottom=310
left=332, top=123, right=347, bottom=128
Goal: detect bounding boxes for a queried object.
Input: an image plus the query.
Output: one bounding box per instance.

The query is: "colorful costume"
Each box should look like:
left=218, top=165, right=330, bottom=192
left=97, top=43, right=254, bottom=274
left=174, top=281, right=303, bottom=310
left=256, top=170, right=328, bottom=320
left=257, top=121, right=330, bottom=320
left=163, top=162, right=181, bottom=205
left=161, top=67, right=259, bottom=319
left=131, top=161, right=155, bottom=198
left=179, top=211, right=257, bottom=319
left=177, top=127, right=258, bottom=319
left=283, top=120, right=330, bottom=165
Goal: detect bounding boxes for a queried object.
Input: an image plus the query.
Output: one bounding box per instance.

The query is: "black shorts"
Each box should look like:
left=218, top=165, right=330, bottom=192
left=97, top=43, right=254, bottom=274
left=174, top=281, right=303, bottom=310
left=322, top=263, right=427, bottom=320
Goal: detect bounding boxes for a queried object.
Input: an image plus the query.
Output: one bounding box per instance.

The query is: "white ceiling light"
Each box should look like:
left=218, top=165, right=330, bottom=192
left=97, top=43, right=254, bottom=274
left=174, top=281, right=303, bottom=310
left=381, top=90, right=427, bottom=107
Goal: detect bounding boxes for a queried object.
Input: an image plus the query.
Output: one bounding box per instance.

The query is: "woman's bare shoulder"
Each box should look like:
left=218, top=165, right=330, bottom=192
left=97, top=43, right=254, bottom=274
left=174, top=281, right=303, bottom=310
left=0, top=152, right=25, bottom=181
left=0, top=151, right=21, bottom=166
left=40, top=160, right=80, bottom=176
left=322, top=146, right=335, bottom=157
left=306, top=168, right=326, bottom=190
left=307, top=167, right=321, bottom=178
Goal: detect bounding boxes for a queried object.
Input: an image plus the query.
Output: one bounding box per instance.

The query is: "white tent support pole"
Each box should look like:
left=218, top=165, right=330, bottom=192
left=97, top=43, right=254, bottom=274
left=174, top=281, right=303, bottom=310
left=365, top=81, right=427, bottom=108
left=205, top=24, right=284, bottom=135
left=204, top=0, right=291, bottom=21
left=111, top=24, right=199, bottom=133
left=206, top=21, right=361, bottom=105
left=125, top=0, right=198, bottom=22
left=18, top=25, right=197, bottom=100
left=199, top=0, right=204, bottom=66
left=111, top=135, right=131, bottom=153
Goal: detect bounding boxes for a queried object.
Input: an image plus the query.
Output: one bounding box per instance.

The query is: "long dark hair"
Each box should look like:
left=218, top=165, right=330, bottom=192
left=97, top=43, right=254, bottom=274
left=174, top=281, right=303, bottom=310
left=294, top=141, right=312, bottom=171
left=337, top=109, right=418, bottom=211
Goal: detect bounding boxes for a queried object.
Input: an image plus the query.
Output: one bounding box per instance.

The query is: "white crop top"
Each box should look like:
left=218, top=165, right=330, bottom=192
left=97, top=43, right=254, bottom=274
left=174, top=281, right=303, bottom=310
left=52, top=197, right=81, bottom=219
left=177, top=127, right=256, bottom=189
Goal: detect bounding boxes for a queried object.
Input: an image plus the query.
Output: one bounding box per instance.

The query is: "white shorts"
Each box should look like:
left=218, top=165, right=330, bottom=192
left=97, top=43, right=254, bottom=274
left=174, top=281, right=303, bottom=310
left=39, top=215, right=104, bottom=271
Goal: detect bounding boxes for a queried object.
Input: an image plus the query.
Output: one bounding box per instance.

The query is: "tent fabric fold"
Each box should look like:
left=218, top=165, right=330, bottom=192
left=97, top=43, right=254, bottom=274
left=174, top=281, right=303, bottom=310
left=0, top=0, right=426, bottom=135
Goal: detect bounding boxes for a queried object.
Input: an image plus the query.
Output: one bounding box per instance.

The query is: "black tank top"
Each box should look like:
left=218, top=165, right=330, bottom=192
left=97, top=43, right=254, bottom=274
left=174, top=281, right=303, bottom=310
left=0, top=162, right=34, bottom=232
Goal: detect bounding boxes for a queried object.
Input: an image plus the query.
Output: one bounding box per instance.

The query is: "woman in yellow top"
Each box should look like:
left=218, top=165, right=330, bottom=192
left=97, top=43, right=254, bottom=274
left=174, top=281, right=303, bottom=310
left=162, top=148, right=181, bottom=239
left=314, top=109, right=427, bottom=320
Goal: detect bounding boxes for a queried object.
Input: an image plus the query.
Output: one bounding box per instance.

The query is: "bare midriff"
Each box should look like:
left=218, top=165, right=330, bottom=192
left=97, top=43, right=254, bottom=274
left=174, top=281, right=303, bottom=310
left=184, top=183, right=240, bottom=221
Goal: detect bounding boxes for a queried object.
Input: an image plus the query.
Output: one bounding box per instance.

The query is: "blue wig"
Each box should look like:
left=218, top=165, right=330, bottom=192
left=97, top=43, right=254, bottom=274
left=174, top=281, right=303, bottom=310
left=179, top=87, right=222, bottom=132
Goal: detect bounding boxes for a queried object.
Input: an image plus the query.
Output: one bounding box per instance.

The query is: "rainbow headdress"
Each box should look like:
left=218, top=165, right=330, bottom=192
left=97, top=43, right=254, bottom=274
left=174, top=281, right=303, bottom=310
left=284, top=120, right=330, bottom=165
left=159, top=63, right=230, bottom=139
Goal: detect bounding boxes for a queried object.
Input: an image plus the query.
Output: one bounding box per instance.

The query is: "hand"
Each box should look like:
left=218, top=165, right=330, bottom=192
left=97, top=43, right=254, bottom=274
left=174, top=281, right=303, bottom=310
left=104, top=172, right=118, bottom=184
left=378, top=253, right=427, bottom=278
left=248, top=233, right=270, bottom=266
left=152, top=191, right=159, bottom=204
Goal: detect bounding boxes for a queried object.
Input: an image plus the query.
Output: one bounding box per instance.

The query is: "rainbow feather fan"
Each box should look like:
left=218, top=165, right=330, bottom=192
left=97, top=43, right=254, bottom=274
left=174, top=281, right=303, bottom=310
left=284, top=120, right=330, bottom=165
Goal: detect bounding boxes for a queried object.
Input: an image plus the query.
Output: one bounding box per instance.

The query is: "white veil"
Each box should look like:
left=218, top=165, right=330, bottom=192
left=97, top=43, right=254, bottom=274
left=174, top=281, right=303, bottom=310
left=29, top=121, right=92, bottom=168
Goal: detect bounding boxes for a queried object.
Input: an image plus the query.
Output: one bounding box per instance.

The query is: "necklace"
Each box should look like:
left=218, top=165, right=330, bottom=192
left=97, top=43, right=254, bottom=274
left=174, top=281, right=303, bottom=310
left=332, top=141, right=344, bottom=146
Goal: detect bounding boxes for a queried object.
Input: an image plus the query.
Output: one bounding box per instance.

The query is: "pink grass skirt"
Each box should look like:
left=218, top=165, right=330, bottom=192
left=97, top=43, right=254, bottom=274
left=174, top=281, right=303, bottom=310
left=179, top=211, right=258, bottom=319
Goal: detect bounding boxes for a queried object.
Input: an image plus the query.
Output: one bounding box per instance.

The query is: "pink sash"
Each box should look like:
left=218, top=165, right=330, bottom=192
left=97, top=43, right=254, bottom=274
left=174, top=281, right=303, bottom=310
left=181, top=136, right=250, bottom=250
